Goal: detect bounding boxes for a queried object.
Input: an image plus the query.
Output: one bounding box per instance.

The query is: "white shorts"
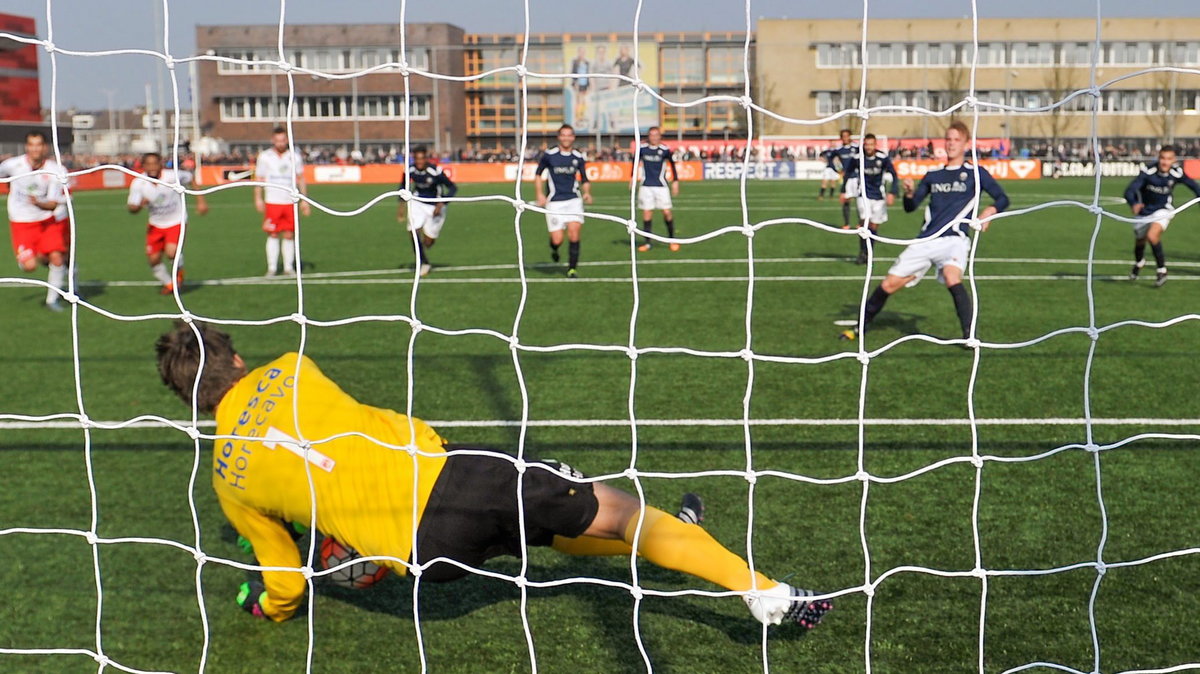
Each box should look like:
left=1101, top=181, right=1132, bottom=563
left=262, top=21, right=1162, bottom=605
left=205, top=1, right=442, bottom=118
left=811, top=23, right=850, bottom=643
left=888, top=235, right=971, bottom=287
left=545, top=198, right=585, bottom=233
left=842, top=178, right=860, bottom=199
left=1133, top=208, right=1173, bottom=238
left=408, top=201, right=447, bottom=239
left=856, top=198, right=889, bottom=225
left=637, top=186, right=672, bottom=211
left=822, top=167, right=839, bottom=182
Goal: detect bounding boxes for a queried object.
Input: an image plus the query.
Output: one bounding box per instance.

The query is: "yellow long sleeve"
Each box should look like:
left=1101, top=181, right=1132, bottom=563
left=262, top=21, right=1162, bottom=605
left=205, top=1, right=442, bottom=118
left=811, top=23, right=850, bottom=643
left=213, top=353, right=448, bottom=621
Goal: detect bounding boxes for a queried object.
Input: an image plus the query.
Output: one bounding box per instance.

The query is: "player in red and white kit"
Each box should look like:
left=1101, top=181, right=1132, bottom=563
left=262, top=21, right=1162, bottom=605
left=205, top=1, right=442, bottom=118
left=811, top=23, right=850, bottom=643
left=127, top=152, right=208, bottom=294
left=0, top=131, right=71, bottom=312
left=254, top=127, right=310, bottom=276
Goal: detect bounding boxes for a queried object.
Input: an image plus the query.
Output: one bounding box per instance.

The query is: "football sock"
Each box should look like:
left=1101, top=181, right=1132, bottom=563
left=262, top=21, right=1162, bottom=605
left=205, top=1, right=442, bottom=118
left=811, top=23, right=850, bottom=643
left=1134, top=242, right=1146, bottom=265
left=948, top=283, right=974, bottom=338
left=151, top=262, right=172, bottom=285
left=550, top=241, right=561, bottom=254
left=858, top=236, right=869, bottom=258
left=265, top=236, right=281, bottom=273
left=642, top=218, right=653, bottom=244
left=664, top=216, right=675, bottom=238
left=412, top=236, right=429, bottom=264
left=842, top=201, right=851, bottom=227
left=174, top=250, right=184, bottom=268
left=46, top=263, right=66, bottom=304
left=281, top=238, right=296, bottom=272
left=819, top=187, right=826, bottom=198
left=862, top=285, right=891, bottom=328
left=623, top=507, right=776, bottom=593
left=568, top=240, right=580, bottom=269
left=1151, top=242, right=1165, bottom=269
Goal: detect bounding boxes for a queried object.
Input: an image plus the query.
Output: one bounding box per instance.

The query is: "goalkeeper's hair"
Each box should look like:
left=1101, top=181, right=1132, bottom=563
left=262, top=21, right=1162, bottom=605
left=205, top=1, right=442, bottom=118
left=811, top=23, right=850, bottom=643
left=155, top=322, right=243, bottom=413
left=1159, top=144, right=1177, bottom=155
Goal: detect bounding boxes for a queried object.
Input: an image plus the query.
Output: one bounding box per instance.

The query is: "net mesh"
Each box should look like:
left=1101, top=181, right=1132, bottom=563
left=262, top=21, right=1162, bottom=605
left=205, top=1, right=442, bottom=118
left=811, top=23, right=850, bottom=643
left=1, top=0, right=1199, bottom=672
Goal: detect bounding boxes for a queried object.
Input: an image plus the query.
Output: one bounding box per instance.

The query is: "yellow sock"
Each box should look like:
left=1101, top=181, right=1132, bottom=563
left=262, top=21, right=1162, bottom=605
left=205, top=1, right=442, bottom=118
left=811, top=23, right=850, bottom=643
left=625, top=507, right=777, bottom=592
left=551, top=535, right=634, bottom=557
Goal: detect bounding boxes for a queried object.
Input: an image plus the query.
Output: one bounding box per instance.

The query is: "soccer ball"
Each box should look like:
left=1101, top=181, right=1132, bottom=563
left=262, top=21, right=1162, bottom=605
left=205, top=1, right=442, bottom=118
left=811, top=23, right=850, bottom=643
left=318, top=536, right=391, bottom=590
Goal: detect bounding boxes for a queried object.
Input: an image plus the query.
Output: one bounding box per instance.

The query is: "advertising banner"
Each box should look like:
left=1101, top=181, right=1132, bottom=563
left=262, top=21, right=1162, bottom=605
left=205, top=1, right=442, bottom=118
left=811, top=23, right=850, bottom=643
left=892, top=159, right=1042, bottom=181
left=562, top=40, right=659, bottom=134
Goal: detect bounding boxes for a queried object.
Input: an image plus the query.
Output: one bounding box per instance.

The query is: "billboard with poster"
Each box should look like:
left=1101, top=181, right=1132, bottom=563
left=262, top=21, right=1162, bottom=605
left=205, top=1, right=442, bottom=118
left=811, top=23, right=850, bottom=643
left=562, top=40, right=659, bottom=135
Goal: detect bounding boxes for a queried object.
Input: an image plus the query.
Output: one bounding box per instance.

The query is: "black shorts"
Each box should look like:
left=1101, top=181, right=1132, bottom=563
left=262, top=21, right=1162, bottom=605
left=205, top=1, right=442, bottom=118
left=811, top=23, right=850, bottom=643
left=412, top=448, right=599, bottom=582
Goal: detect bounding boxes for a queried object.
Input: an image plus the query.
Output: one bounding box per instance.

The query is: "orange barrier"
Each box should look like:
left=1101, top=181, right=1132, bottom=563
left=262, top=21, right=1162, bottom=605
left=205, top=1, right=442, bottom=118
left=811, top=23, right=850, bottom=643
left=892, top=159, right=1043, bottom=181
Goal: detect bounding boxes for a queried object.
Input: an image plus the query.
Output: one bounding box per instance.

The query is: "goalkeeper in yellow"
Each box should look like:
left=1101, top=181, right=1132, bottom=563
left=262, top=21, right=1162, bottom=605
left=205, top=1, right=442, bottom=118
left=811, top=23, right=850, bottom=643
left=155, top=322, right=832, bottom=630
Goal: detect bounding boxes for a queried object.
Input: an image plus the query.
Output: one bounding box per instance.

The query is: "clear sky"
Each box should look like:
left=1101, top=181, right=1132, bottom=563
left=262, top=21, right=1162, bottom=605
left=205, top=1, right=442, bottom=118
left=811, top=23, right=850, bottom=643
left=2, top=0, right=1197, bottom=110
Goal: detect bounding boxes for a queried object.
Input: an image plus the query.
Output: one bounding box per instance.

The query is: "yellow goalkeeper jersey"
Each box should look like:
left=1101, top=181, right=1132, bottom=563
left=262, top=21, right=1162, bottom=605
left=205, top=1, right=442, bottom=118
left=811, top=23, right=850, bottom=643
left=212, top=352, right=448, bottom=621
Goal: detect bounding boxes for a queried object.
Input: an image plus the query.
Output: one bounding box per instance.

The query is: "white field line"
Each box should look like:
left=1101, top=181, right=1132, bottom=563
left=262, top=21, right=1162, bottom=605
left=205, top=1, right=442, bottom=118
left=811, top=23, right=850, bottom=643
left=1, top=417, right=1197, bottom=431
left=4, top=253, right=1195, bottom=284
left=8, top=274, right=1191, bottom=289
left=3, top=255, right=1195, bottom=290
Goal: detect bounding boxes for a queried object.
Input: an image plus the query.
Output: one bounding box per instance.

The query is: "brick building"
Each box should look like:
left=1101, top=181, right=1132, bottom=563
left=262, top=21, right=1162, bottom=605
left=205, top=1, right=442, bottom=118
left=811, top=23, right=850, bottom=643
left=195, top=23, right=466, bottom=156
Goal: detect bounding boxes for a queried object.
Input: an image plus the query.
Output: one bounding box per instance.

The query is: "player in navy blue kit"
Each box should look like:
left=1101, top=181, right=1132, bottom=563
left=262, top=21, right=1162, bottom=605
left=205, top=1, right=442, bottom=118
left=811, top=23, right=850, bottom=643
left=635, top=126, right=681, bottom=252
left=840, top=122, right=1009, bottom=345
left=819, top=146, right=838, bottom=201
left=851, top=134, right=900, bottom=264
left=397, top=147, right=457, bottom=277
left=1122, top=145, right=1200, bottom=287
left=832, top=129, right=860, bottom=229
left=535, top=124, right=592, bottom=278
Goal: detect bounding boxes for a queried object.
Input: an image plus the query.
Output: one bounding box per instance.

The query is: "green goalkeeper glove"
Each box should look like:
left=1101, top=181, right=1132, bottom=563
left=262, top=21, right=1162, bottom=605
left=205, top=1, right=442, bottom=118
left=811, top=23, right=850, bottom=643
left=236, top=580, right=269, bottom=619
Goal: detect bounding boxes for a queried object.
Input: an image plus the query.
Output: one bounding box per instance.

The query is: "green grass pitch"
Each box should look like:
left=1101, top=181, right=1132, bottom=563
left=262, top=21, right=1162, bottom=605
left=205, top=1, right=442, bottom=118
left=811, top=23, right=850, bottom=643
left=1, top=177, right=1198, bottom=673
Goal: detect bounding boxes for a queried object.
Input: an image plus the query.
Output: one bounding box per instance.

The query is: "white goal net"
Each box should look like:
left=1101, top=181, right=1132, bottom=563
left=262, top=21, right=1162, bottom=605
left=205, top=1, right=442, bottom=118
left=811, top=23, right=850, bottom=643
left=2, top=0, right=1199, bottom=672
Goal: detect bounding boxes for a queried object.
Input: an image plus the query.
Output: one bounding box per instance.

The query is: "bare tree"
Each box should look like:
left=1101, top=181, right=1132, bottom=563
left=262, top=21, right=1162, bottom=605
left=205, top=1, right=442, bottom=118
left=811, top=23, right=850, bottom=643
left=1037, top=61, right=1082, bottom=150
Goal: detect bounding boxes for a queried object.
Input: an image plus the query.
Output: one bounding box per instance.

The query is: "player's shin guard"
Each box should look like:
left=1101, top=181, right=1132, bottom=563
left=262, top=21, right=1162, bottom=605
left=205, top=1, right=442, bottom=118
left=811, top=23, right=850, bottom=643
left=642, top=219, right=653, bottom=244
left=1134, top=241, right=1146, bottom=264
left=862, top=285, right=891, bottom=329
left=948, top=283, right=973, bottom=339
left=841, top=201, right=851, bottom=227
left=281, top=238, right=296, bottom=272
left=626, top=507, right=776, bottom=593
left=265, top=236, right=281, bottom=273
left=664, top=216, right=675, bottom=238
left=1151, top=242, right=1166, bottom=271
left=46, top=263, right=66, bottom=304
left=568, top=240, right=580, bottom=270
left=151, top=262, right=173, bottom=285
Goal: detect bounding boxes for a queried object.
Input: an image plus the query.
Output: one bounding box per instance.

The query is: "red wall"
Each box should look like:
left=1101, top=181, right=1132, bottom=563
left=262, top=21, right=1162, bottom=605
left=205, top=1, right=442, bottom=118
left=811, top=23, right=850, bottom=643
left=0, top=13, right=41, bottom=122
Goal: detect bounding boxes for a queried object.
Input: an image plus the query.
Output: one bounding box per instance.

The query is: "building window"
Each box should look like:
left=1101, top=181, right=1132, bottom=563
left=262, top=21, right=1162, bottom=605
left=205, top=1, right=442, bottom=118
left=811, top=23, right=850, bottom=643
left=816, top=43, right=860, bottom=68
left=1166, top=42, right=1200, bottom=65
left=218, top=94, right=430, bottom=121
left=913, top=43, right=959, bottom=66
left=1106, top=41, right=1155, bottom=65
left=707, top=47, right=745, bottom=85
left=866, top=43, right=906, bottom=66
left=1059, top=42, right=1093, bottom=65
left=661, top=46, right=705, bottom=85
left=1011, top=42, right=1055, bottom=65
left=973, top=42, right=1007, bottom=66
left=706, top=100, right=744, bottom=132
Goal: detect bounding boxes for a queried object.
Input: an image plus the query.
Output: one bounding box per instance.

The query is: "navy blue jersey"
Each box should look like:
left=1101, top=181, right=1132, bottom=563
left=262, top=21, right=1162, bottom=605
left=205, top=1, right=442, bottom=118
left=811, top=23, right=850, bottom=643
left=904, top=163, right=1010, bottom=238
left=536, top=147, right=588, bottom=201
left=1123, top=162, right=1200, bottom=212
left=833, top=143, right=859, bottom=174
left=637, top=144, right=677, bottom=187
left=821, top=148, right=837, bottom=169
left=399, top=164, right=457, bottom=200
left=853, top=151, right=900, bottom=200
